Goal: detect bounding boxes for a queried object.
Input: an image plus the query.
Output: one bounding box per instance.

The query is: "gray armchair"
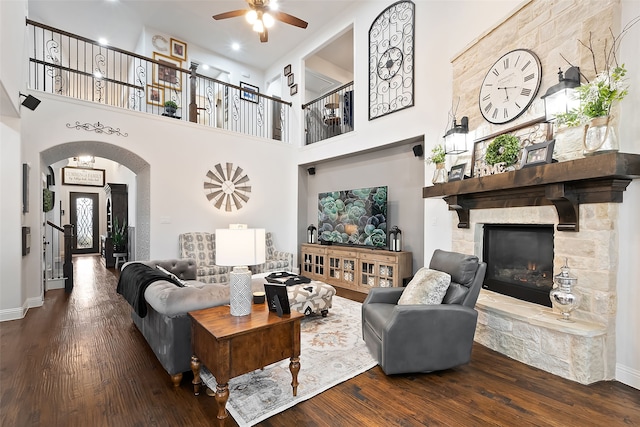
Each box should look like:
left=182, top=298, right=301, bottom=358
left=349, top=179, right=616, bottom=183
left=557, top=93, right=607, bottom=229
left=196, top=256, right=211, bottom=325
left=362, top=249, right=487, bottom=375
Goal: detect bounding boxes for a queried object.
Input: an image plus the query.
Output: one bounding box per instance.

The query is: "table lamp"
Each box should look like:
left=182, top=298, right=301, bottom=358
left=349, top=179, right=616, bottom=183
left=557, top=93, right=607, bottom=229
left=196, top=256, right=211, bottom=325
left=216, top=227, right=266, bottom=316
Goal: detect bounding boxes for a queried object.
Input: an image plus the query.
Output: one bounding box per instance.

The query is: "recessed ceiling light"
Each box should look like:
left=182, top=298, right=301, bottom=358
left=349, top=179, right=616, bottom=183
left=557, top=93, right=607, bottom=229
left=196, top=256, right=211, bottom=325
left=98, top=37, right=108, bottom=45
left=202, top=64, right=210, bottom=70
left=232, top=42, right=240, bottom=51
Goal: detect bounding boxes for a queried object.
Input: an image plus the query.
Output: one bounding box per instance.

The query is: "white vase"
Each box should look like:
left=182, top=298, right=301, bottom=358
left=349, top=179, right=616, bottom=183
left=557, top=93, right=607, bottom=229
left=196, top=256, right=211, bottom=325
left=583, top=115, right=618, bottom=155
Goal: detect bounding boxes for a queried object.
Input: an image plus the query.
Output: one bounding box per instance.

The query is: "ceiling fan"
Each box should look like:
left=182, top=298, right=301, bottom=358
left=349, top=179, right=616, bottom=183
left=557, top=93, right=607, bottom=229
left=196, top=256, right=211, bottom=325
left=212, top=0, right=308, bottom=43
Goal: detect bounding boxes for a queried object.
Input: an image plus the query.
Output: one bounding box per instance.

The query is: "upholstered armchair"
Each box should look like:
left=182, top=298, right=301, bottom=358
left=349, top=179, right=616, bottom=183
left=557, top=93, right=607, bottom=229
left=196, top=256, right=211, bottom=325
left=251, top=232, right=294, bottom=274
left=362, top=249, right=487, bottom=375
left=178, top=232, right=229, bottom=284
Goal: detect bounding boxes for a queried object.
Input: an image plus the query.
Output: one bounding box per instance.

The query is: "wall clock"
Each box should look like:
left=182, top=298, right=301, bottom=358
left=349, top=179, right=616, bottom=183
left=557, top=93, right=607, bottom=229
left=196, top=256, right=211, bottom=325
left=479, top=49, right=542, bottom=124
left=368, top=0, right=415, bottom=120
left=203, top=163, right=251, bottom=211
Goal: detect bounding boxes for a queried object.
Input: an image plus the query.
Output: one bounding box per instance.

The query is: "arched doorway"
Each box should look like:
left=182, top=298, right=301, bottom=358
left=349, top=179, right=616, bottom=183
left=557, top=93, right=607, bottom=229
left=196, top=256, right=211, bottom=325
left=40, top=141, right=151, bottom=261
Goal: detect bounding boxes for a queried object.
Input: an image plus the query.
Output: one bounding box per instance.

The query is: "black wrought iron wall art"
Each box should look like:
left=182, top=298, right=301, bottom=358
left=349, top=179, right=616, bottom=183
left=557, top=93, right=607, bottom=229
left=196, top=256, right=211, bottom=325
left=66, top=121, right=128, bottom=137
left=369, top=0, right=415, bottom=120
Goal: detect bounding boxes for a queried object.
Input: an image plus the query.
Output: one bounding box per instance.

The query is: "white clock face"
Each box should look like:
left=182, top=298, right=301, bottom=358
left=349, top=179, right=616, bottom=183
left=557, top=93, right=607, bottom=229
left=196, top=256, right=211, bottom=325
left=479, top=49, right=542, bottom=124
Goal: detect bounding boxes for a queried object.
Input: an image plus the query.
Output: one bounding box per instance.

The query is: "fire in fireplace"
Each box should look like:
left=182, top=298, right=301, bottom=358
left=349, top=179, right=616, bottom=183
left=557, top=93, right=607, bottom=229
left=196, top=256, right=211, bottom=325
left=482, top=224, right=554, bottom=307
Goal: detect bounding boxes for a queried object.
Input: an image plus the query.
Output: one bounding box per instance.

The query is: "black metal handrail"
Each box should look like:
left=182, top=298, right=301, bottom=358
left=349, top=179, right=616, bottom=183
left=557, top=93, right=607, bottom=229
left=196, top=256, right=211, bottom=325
left=26, top=19, right=291, bottom=142
left=302, top=81, right=354, bottom=145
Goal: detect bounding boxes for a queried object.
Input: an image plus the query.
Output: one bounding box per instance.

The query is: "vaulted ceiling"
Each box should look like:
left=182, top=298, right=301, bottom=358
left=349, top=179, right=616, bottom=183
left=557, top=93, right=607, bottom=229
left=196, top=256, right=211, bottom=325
left=27, top=0, right=356, bottom=72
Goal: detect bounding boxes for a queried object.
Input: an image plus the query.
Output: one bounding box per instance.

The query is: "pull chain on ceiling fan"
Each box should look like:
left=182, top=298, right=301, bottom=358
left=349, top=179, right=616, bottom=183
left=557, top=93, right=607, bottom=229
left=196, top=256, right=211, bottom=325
left=212, top=0, right=308, bottom=43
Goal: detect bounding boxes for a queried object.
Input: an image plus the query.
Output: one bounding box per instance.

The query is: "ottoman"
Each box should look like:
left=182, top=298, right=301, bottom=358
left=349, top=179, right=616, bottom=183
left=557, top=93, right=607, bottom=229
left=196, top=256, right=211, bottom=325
left=287, top=281, right=336, bottom=317
left=252, top=273, right=336, bottom=317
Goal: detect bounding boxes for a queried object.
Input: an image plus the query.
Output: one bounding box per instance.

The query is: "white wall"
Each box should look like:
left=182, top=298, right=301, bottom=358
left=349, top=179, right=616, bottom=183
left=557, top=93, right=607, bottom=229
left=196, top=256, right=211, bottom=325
left=616, top=0, right=640, bottom=391
left=0, top=0, right=33, bottom=321
left=19, top=93, right=299, bottom=303
left=0, top=119, right=27, bottom=319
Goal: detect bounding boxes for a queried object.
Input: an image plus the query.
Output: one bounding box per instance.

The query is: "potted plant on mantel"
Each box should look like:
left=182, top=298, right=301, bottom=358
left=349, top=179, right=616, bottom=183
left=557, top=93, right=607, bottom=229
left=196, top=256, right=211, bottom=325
left=111, top=217, right=127, bottom=253
left=554, top=16, right=639, bottom=155
left=427, top=144, right=447, bottom=184
left=164, top=100, right=178, bottom=117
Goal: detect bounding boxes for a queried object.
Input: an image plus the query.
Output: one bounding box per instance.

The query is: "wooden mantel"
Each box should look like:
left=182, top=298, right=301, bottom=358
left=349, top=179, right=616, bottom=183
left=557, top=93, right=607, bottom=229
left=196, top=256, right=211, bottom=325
left=422, top=152, right=640, bottom=231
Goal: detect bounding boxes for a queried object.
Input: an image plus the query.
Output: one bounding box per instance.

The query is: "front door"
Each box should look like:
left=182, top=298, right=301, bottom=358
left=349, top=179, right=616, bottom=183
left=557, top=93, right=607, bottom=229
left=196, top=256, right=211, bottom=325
left=69, top=192, right=99, bottom=254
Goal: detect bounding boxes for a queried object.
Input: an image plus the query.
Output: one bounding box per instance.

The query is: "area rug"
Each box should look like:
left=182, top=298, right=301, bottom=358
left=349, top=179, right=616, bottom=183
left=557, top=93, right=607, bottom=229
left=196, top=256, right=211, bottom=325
left=200, top=295, right=377, bottom=427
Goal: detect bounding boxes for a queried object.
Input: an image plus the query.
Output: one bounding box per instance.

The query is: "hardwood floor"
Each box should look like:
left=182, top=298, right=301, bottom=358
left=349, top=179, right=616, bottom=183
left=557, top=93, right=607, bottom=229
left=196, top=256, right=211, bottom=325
left=1, top=255, right=638, bottom=426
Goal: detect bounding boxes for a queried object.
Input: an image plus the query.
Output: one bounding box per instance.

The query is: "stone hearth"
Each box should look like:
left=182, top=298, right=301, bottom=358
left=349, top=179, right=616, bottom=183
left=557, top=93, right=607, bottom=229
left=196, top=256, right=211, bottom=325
left=452, top=203, right=617, bottom=384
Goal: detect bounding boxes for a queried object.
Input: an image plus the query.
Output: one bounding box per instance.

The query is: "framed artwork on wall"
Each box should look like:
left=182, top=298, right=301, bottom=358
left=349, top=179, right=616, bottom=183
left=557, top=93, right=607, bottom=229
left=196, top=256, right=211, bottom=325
left=170, top=38, right=187, bottom=61
left=287, top=73, right=295, bottom=87
left=284, top=64, right=292, bottom=76
left=240, top=82, right=259, bottom=103
left=146, top=85, right=164, bottom=106
left=290, top=84, right=298, bottom=96
left=153, top=52, right=182, bottom=91
left=62, top=167, right=106, bottom=187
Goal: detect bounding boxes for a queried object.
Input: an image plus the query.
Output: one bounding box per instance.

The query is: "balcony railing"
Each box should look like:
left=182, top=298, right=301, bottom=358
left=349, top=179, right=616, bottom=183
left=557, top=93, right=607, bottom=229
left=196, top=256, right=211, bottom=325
left=26, top=20, right=291, bottom=142
left=302, top=82, right=354, bottom=145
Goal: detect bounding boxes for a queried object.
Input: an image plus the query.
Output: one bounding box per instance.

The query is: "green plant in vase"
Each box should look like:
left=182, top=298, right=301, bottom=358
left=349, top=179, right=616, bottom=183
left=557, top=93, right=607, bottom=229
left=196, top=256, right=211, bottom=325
left=164, top=100, right=178, bottom=116
left=427, top=144, right=448, bottom=184
left=426, top=144, right=446, bottom=165
left=112, top=217, right=127, bottom=252
left=554, top=17, right=639, bottom=154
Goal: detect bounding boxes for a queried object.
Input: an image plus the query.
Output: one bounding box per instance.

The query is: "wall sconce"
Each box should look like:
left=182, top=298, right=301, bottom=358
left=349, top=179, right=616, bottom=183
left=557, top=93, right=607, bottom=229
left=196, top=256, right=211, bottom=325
left=19, top=92, right=41, bottom=111
left=541, top=67, right=581, bottom=122
left=443, top=116, right=469, bottom=155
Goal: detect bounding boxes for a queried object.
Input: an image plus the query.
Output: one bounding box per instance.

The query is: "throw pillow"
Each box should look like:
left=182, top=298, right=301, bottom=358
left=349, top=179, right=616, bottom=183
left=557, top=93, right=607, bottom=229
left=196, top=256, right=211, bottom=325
left=398, top=268, right=451, bottom=305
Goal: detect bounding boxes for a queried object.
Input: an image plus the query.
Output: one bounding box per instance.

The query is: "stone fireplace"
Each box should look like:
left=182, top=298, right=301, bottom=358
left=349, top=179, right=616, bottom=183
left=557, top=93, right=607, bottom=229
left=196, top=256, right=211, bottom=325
left=454, top=204, right=615, bottom=385
left=423, top=153, right=640, bottom=384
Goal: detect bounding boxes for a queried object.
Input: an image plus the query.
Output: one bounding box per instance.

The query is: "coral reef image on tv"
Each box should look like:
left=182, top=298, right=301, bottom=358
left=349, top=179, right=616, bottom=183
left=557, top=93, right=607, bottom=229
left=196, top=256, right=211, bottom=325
left=317, top=186, right=387, bottom=247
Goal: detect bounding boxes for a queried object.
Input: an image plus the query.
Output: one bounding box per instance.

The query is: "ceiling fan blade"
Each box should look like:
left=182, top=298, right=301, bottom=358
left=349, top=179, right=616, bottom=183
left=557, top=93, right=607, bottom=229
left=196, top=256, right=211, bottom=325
left=212, top=10, right=247, bottom=20
left=260, top=29, right=268, bottom=43
left=272, top=11, right=308, bottom=29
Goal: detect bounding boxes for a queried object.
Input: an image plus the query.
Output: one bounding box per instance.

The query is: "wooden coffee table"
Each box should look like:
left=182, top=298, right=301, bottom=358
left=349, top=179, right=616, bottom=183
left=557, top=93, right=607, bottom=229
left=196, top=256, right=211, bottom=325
left=189, top=303, right=303, bottom=426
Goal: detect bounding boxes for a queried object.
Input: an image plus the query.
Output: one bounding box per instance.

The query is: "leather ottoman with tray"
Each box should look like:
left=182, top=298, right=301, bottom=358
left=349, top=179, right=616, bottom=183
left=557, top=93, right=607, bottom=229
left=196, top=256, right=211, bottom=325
left=252, top=272, right=336, bottom=317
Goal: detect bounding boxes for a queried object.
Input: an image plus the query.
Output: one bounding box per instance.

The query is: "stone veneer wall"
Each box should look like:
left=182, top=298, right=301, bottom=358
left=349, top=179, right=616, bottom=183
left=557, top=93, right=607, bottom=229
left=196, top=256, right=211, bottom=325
left=451, top=0, right=621, bottom=138
left=444, top=0, right=624, bottom=385
left=452, top=204, right=617, bottom=384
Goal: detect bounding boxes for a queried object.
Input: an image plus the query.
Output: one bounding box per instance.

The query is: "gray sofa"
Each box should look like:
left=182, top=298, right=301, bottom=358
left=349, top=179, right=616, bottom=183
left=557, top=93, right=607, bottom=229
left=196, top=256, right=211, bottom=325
left=121, top=258, right=264, bottom=387
left=361, top=249, right=487, bottom=375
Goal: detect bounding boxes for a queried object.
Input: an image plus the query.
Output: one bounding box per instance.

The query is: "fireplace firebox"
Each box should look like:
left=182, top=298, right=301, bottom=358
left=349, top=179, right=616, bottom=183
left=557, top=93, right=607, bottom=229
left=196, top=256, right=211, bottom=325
left=482, top=224, right=554, bottom=307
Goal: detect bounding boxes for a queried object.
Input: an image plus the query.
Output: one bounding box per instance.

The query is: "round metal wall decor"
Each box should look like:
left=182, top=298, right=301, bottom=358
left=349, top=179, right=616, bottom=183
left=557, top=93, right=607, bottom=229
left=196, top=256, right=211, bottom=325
left=369, top=0, right=415, bottom=120
left=203, top=163, right=251, bottom=211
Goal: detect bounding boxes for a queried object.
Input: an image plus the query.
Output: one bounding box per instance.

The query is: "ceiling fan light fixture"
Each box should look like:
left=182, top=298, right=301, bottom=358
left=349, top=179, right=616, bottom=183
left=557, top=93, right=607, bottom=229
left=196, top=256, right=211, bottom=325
left=262, top=12, right=274, bottom=28
left=252, top=19, right=264, bottom=33
left=245, top=9, right=257, bottom=24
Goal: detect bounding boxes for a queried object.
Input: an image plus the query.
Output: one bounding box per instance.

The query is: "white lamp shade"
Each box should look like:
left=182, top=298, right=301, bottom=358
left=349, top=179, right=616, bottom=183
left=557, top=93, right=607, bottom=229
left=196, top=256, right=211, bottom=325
left=216, top=228, right=266, bottom=266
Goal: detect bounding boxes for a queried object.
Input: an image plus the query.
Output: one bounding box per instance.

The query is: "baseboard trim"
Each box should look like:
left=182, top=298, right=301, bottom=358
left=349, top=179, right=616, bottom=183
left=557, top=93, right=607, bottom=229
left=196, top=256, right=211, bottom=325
left=0, top=302, right=28, bottom=322
left=28, top=296, right=44, bottom=308
left=616, top=364, right=640, bottom=391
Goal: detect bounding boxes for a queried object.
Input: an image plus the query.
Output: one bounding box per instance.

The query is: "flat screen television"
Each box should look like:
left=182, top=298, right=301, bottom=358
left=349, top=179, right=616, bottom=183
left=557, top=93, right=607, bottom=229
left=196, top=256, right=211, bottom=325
left=317, top=186, right=387, bottom=248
